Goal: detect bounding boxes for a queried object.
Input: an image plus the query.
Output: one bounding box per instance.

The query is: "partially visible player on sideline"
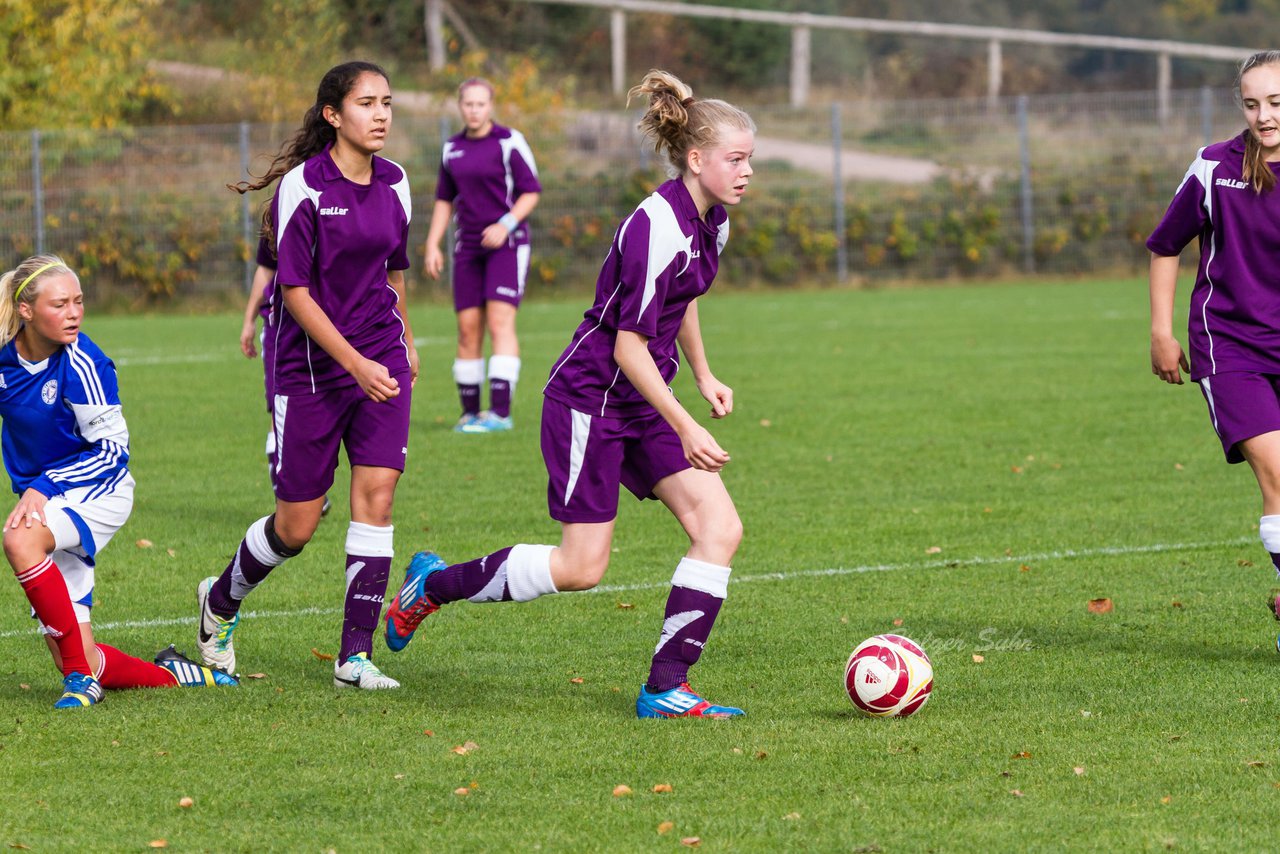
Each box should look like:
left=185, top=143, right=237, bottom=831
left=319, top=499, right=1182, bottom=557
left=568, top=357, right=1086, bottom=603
left=208, top=60, right=418, bottom=689
left=423, top=78, right=541, bottom=433
left=0, top=255, right=237, bottom=708
left=1149, top=50, right=1280, bottom=647
left=387, top=70, right=754, bottom=718
left=238, top=241, right=331, bottom=515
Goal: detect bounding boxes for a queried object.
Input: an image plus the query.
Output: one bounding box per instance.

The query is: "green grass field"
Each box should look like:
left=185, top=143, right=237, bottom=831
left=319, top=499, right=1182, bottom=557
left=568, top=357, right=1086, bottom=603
left=1, top=277, right=1275, bottom=852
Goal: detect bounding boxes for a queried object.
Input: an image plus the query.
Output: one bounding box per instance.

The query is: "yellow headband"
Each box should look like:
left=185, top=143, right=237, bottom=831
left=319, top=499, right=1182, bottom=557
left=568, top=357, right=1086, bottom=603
left=13, top=261, right=60, bottom=303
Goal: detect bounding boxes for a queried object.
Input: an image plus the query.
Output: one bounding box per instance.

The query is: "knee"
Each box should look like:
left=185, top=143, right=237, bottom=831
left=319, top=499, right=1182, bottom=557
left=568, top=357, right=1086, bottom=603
left=551, top=547, right=611, bottom=591
left=689, top=509, right=742, bottom=564
left=3, top=526, right=47, bottom=569
left=271, top=513, right=317, bottom=552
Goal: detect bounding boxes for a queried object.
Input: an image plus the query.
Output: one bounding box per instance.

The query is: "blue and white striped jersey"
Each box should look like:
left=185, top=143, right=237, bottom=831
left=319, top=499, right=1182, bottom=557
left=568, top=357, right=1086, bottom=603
left=0, top=332, right=130, bottom=499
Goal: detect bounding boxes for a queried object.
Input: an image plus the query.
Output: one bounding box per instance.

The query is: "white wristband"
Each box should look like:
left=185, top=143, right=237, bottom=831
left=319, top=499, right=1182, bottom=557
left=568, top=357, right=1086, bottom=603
left=498, top=213, right=519, bottom=232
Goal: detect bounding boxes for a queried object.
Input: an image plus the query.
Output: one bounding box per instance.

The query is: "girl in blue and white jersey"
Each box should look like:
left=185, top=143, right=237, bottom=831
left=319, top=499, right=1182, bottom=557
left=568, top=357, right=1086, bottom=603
left=0, top=255, right=236, bottom=708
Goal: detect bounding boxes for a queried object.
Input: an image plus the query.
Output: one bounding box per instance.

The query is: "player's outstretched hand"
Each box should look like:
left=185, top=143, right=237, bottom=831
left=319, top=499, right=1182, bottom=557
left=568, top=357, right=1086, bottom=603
left=680, top=423, right=730, bottom=473
left=1151, top=334, right=1189, bottom=385
left=697, top=375, right=733, bottom=419
left=353, top=358, right=400, bottom=402
left=7, top=488, right=49, bottom=530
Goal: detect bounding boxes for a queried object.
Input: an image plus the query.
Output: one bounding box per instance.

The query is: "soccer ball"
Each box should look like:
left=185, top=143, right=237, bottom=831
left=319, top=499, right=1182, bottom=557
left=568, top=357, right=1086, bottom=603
left=844, top=634, right=933, bottom=717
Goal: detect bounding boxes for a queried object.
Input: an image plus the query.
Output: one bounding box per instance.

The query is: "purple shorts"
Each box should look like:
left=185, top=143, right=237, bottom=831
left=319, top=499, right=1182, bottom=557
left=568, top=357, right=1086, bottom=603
left=540, top=396, right=691, bottom=524
left=453, top=242, right=530, bottom=311
left=271, top=375, right=412, bottom=502
left=1198, top=372, right=1280, bottom=463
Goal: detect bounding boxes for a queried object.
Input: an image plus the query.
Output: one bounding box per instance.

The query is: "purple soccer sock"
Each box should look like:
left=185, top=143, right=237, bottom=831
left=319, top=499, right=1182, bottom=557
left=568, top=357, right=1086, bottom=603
left=489, top=378, right=511, bottom=418
left=458, top=383, right=481, bottom=417
left=339, top=522, right=395, bottom=661
left=426, top=547, right=515, bottom=604
left=207, top=516, right=294, bottom=619
left=645, top=558, right=732, bottom=692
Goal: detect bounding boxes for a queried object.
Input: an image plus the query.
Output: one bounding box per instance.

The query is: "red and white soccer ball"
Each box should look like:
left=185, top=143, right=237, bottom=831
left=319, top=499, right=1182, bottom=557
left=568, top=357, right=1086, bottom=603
left=844, top=634, right=933, bottom=717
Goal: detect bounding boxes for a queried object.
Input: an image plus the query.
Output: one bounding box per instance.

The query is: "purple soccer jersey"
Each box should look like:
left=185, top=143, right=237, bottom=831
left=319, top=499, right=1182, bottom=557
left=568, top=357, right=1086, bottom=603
left=436, top=123, right=541, bottom=253
left=269, top=144, right=412, bottom=394
left=544, top=178, right=729, bottom=418
left=1148, top=131, right=1280, bottom=381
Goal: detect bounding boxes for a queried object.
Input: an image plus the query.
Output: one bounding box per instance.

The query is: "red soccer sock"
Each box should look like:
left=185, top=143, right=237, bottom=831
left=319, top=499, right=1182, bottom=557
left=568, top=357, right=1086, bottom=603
left=95, top=644, right=177, bottom=689
left=16, top=557, right=91, bottom=676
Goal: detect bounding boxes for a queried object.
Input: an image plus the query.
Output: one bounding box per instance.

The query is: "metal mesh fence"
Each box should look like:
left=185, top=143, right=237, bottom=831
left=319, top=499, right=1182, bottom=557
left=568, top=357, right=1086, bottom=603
left=0, top=86, right=1239, bottom=304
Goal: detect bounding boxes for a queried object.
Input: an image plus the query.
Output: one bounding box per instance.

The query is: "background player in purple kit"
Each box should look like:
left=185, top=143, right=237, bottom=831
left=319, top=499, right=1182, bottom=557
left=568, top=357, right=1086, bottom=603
left=0, top=255, right=237, bottom=708
left=206, top=61, right=418, bottom=689
left=238, top=242, right=331, bottom=514
left=423, top=78, right=541, bottom=433
left=387, top=70, right=755, bottom=718
left=1148, top=50, right=1280, bottom=647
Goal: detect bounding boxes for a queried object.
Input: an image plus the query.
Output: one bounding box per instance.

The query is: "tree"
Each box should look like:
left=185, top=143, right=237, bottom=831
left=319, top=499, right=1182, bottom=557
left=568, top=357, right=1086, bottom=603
left=0, top=0, right=174, bottom=129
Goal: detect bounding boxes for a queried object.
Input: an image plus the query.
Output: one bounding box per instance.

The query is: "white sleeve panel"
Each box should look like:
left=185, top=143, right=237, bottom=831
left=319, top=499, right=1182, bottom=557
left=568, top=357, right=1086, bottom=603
left=1177, top=147, right=1219, bottom=221
left=71, top=403, right=129, bottom=447
left=275, top=166, right=322, bottom=258
left=635, top=193, right=690, bottom=320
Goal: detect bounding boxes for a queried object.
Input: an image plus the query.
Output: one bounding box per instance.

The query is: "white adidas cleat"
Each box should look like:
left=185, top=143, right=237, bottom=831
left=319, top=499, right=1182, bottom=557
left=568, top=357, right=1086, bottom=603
left=333, top=652, right=400, bottom=690
left=196, top=576, right=238, bottom=675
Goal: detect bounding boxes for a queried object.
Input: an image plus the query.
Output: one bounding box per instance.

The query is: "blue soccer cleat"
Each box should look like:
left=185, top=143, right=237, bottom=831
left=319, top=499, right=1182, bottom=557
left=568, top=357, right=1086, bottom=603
left=55, top=672, right=104, bottom=709
left=460, top=412, right=513, bottom=433
left=636, top=683, right=745, bottom=719
left=453, top=413, right=482, bottom=433
left=155, top=645, right=239, bottom=687
left=385, top=551, right=448, bottom=652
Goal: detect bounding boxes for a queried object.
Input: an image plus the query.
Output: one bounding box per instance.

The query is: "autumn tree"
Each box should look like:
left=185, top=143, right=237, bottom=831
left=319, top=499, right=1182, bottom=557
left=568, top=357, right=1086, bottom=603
left=0, top=0, right=174, bottom=129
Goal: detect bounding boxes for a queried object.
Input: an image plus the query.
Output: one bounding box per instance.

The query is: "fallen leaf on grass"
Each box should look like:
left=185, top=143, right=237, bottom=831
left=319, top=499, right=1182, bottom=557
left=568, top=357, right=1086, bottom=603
left=136, top=539, right=153, bottom=549
left=613, top=785, right=632, bottom=797
left=783, top=812, right=801, bottom=820
left=452, top=741, right=479, bottom=755
left=9, top=844, right=31, bottom=850
left=1171, top=601, right=1183, bottom=609
left=178, top=797, right=194, bottom=808
left=1160, top=796, right=1172, bottom=804
left=759, top=419, right=772, bottom=428
left=754, top=751, right=768, bottom=760
left=148, top=842, right=167, bottom=849
left=681, top=839, right=701, bottom=848
left=925, top=546, right=942, bottom=554
left=310, top=648, right=334, bottom=661
left=652, top=783, right=673, bottom=794
left=657, top=822, right=674, bottom=835
left=394, top=774, right=406, bottom=780
left=18, top=684, right=28, bottom=691
left=155, top=751, right=168, bottom=757
left=1086, top=598, right=1113, bottom=614
left=1009, top=789, right=1024, bottom=797
left=422, top=730, right=434, bottom=737
left=616, top=602, right=634, bottom=610
left=454, top=788, right=469, bottom=797
left=1081, top=710, right=1092, bottom=718
left=244, top=673, right=267, bottom=680
left=1011, top=751, right=1032, bottom=760
left=999, top=771, right=1012, bottom=778
left=1010, top=465, right=1023, bottom=474
left=731, top=748, right=743, bottom=755
left=1174, top=463, right=1184, bottom=470
left=570, top=677, right=584, bottom=684
left=972, top=654, right=985, bottom=663
left=1239, top=559, right=1255, bottom=567
left=892, top=619, right=903, bottom=627
left=1019, top=564, right=1031, bottom=573
left=1246, top=760, right=1266, bottom=768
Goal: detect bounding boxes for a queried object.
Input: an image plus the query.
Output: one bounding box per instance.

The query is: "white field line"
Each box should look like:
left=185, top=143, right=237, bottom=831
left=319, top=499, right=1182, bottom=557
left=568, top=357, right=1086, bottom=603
left=113, top=332, right=570, bottom=367
left=0, top=537, right=1252, bottom=640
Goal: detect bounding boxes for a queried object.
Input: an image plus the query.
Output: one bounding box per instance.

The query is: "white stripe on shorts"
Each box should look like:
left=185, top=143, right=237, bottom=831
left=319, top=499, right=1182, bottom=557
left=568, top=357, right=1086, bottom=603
left=1202, top=376, right=1220, bottom=436
left=273, top=394, right=288, bottom=475
left=563, top=409, right=592, bottom=507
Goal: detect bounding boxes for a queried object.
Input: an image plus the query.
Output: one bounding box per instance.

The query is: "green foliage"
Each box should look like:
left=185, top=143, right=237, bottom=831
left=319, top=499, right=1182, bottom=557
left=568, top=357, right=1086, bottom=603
left=0, top=0, right=174, bottom=129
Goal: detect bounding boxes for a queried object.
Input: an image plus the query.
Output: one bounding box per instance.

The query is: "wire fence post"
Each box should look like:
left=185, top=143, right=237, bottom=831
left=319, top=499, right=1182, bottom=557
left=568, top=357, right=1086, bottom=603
left=31, top=130, right=44, bottom=256
left=239, top=121, right=252, bottom=292
left=439, top=115, right=453, bottom=290
left=1017, top=95, right=1034, bottom=274
left=1201, top=85, right=1214, bottom=148
left=831, top=102, right=847, bottom=284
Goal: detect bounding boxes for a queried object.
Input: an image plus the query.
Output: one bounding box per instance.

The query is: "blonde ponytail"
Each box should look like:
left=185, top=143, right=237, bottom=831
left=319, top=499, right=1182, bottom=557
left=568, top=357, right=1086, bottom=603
left=629, top=69, right=755, bottom=178
left=0, top=254, right=75, bottom=347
